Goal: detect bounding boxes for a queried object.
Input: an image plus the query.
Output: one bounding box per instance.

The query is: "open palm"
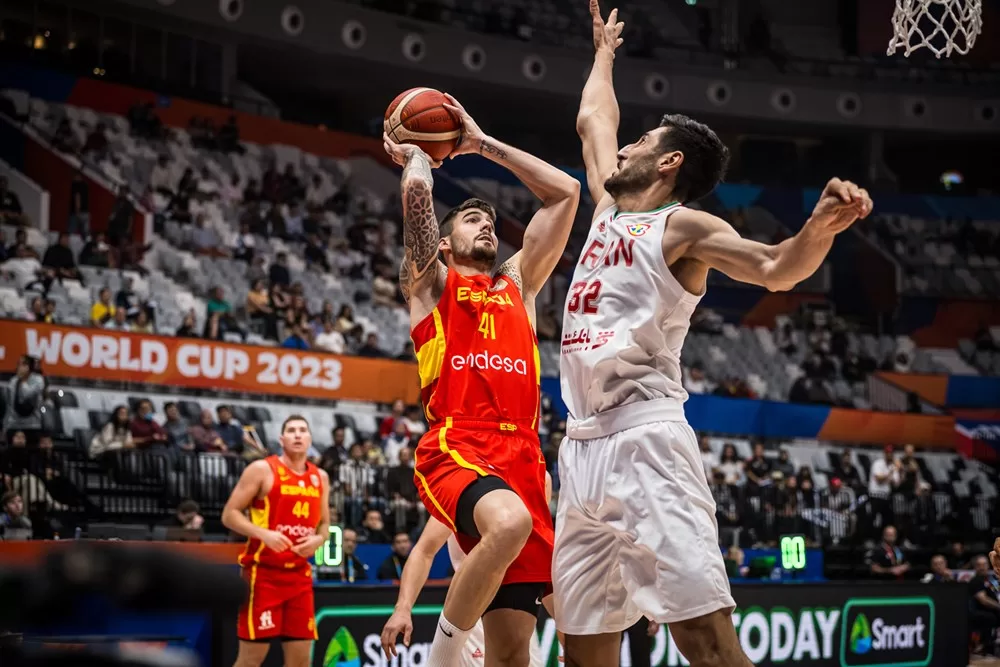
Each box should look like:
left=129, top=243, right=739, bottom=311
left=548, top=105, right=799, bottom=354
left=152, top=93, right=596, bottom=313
left=590, top=0, right=625, bottom=55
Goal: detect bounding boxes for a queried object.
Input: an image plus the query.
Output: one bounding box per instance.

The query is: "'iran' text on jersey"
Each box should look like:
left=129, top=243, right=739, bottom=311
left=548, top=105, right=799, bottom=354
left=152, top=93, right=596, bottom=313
left=238, top=455, right=322, bottom=573
left=412, top=269, right=542, bottom=426
left=560, top=203, right=701, bottom=420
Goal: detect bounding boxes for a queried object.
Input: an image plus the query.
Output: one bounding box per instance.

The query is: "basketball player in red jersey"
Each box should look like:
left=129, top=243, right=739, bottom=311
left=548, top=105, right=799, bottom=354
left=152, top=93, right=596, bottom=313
left=222, top=416, right=330, bottom=667
left=382, top=94, right=580, bottom=667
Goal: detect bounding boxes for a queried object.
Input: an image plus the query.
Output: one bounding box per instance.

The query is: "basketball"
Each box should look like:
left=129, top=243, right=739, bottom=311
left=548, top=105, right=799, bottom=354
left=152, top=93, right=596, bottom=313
left=384, top=87, right=462, bottom=162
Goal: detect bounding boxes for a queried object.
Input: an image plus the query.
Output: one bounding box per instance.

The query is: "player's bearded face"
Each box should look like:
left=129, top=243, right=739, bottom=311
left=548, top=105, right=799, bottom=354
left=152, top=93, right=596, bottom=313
left=450, top=211, right=497, bottom=265
left=604, top=150, right=660, bottom=198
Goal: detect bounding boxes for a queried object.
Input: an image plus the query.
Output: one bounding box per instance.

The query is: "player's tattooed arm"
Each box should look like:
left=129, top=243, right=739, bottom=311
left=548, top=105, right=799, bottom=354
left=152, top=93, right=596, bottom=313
left=391, top=143, right=442, bottom=304
left=479, top=139, right=509, bottom=161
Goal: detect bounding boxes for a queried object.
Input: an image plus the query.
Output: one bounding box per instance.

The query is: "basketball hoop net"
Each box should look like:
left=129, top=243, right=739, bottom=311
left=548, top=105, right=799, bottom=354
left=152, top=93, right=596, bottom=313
left=887, top=0, right=982, bottom=58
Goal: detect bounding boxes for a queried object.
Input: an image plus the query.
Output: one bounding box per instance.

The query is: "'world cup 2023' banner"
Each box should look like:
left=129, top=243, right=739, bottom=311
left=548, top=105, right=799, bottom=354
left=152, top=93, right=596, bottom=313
left=1, top=321, right=420, bottom=404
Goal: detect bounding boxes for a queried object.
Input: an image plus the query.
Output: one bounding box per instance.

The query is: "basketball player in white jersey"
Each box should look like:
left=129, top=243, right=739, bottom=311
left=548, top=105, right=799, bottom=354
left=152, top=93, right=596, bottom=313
left=553, top=4, right=874, bottom=667
left=381, top=474, right=553, bottom=667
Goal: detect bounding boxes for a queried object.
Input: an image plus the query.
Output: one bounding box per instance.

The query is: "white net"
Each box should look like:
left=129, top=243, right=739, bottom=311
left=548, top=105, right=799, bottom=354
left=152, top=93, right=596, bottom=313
left=887, top=0, right=983, bottom=58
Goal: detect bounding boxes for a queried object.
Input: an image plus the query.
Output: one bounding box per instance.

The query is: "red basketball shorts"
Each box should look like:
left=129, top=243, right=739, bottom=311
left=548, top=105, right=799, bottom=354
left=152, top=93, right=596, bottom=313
left=237, top=564, right=316, bottom=641
left=413, top=416, right=553, bottom=586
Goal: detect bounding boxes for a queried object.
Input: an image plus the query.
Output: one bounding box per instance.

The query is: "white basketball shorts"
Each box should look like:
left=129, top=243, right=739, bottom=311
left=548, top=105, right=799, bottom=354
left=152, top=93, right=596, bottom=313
left=553, top=399, right=735, bottom=635
left=459, top=619, right=545, bottom=667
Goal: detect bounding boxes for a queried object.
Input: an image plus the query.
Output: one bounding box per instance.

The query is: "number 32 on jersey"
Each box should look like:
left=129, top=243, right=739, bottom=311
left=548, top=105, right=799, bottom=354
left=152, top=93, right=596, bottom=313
left=567, top=280, right=602, bottom=314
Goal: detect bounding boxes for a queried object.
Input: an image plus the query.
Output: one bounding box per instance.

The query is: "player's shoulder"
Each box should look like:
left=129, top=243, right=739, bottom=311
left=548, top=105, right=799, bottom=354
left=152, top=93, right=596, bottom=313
left=666, top=207, right=730, bottom=238
left=244, top=457, right=273, bottom=478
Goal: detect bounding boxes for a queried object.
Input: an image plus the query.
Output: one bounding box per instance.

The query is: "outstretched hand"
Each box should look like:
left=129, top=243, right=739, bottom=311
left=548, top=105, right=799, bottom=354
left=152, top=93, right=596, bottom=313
left=809, top=177, right=873, bottom=236
left=590, top=0, right=625, bottom=55
left=383, top=132, right=441, bottom=169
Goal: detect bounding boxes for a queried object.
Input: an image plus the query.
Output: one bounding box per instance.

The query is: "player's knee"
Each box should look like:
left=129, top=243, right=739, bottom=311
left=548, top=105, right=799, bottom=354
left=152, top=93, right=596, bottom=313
left=489, top=643, right=530, bottom=667
left=484, top=502, right=532, bottom=554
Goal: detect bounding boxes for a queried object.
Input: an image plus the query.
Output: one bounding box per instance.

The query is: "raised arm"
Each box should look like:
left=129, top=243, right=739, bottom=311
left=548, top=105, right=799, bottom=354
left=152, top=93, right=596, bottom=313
left=383, top=134, right=445, bottom=310
left=578, top=0, right=625, bottom=217
left=443, top=96, right=580, bottom=297
left=675, top=178, right=872, bottom=292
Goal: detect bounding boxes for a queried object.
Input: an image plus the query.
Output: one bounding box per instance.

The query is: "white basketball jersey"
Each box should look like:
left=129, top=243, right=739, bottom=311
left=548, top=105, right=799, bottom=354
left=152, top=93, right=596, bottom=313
left=560, top=203, right=701, bottom=421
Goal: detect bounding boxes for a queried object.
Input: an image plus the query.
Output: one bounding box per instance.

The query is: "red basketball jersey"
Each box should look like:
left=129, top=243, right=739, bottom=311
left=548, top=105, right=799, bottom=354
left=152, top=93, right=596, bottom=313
left=411, top=269, right=541, bottom=426
left=238, top=455, right=323, bottom=572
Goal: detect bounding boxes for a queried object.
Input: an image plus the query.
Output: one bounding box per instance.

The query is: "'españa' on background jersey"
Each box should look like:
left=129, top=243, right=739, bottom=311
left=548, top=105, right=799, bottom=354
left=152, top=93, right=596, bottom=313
left=411, top=269, right=542, bottom=426
left=238, top=455, right=323, bottom=572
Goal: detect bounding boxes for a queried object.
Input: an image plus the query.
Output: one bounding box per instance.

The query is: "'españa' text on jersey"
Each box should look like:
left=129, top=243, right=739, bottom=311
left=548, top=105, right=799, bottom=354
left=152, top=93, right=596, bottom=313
left=412, top=269, right=541, bottom=426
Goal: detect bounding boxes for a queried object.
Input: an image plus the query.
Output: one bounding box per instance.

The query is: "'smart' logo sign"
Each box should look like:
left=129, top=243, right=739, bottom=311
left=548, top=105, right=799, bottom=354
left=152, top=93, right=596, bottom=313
left=840, top=597, right=934, bottom=667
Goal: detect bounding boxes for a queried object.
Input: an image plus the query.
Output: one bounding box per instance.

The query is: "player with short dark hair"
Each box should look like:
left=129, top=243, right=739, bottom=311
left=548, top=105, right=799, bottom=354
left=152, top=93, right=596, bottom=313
left=382, top=92, right=580, bottom=667
left=553, top=4, right=873, bottom=667
left=222, top=416, right=329, bottom=667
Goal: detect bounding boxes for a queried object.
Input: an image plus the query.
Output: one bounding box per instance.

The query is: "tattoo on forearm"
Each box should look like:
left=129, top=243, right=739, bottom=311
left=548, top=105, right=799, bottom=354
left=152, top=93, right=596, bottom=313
left=495, top=258, right=522, bottom=294
left=399, top=151, right=440, bottom=302
left=480, top=139, right=508, bottom=161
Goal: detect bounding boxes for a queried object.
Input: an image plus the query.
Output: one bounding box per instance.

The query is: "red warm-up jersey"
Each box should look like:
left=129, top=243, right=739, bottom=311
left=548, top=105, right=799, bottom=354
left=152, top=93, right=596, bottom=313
left=238, top=455, right=323, bottom=572
left=411, top=269, right=541, bottom=426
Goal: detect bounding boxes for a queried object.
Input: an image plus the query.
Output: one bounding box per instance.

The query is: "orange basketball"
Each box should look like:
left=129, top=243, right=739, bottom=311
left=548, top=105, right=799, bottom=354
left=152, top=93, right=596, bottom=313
left=384, top=87, right=462, bottom=162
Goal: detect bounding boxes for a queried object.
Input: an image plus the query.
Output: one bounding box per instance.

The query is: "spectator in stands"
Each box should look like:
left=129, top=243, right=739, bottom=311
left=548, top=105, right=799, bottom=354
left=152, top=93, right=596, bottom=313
left=711, top=471, right=740, bottom=533
left=89, top=405, right=134, bottom=460
left=304, top=233, right=330, bottom=272
left=51, top=118, right=78, bottom=153
left=104, top=308, right=129, bottom=331
left=967, top=555, right=1000, bottom=657
left=163, top=402, right=194, bottom=452
left=358, top=509, right=392, bottom=544
left=231, top=222, right=255, bottom=263
left=867, top=525, right=910, bottom=580
left=90, top=287, right=116, bottom=327
left=379, top=400, right=407, bottom=439
left=160, top=499, right=205, bottom=537
left=948, top=540, right=971, bottom=570
left=284, top=202, right=305, bottom=241
left=82, top=121, right=108, bottom=159
left=28, top=296, right=44, bottom=322
left=334, top=304, right=356, bottom=334
left=32, top=434, right=87, bottom=510
left=718, top=443, right=744, bottom=486
left=382, top=420, right=410, bottom=468
left=723, top=546, right=748, bottom=578
left=357, top=332, right=386, bottom=358
left=245, top=279, right=276, bottom=339
left=0, top=176, right=27, bottom=226
left=869, top=446, right=900, bottom=534
left=745, top=442, right=771, bottom=497
left=923, top=554, right=955, bottom=583
left=335, top=528, right=368, bottom=583
left=130, top=308, right=154, bottom=335
left=4, top=355, right=45, bottom=445
left=835, top=451, right=863, bottom=493
left=175, top=310, right=199, bottom=338
left=214, top=406, right=255, bottom=457
left=0, top=491, right=31, bottom=540
left=401, top=405, right=426, bottom=437
left=377, top=532, right=413, bottom=580
left=194, top=167, right=219, bottom=202
left=205, top=287, right=244, bottom=341
left=305, top=173, right=331, bottom=210
left=280, top=322, right=311, bottom=350
left=699, top=435, right=718, bottom=482
left=340, top=443, right=377, bottom=527
left=773, top=448, right=795, bottom=479
left=218, top=115, right=242, bottom=153
left=386, top=447, right=422, bottom=530
left=6, top=228, right=39, bottom=259
left=314, top=318, right=346, bottom=354
left=189, top=409, right=228, bottom=454
left=683, top=362, right=712, bottom=395
left=79, top=232, right=113, bottom=268
left=130, top=399, right=169, bottom=455
left=39, top=233, right=82, bottom=288
left=67, top=169, right=91, bottom=237
left=897, top=444, right=923, bottom=497
left=268, top=252, right=291, bottom=288
left=396, top=341, right=416, bottom=362
left=191, top=216, right=228, bottom=257
left=372, top=264, right=399, bottom=308
left=324, top=427, right=349, bottom=464
left=150, top=155, right=174, bottom=195
left=280, top=165, right=303, bottom=203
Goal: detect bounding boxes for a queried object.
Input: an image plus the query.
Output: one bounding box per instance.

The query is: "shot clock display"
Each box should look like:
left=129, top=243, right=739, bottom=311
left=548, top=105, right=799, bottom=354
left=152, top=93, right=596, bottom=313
left=779, top=534, right=807, bottom=571
left=314, top=525, right=343, bottom=567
